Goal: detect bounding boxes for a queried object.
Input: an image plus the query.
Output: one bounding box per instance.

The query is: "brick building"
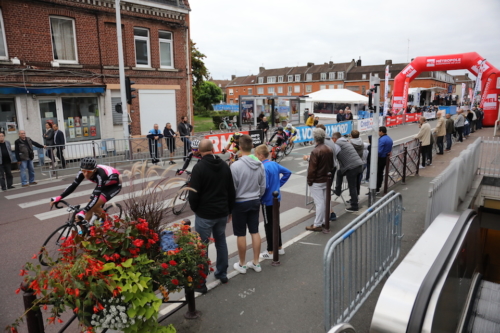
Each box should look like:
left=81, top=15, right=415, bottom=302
left=0, top=0, right=192, bottom=146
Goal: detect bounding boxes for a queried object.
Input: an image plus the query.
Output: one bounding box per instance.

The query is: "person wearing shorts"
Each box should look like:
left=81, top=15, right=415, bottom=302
left=230, top=135, right=266, bottom=274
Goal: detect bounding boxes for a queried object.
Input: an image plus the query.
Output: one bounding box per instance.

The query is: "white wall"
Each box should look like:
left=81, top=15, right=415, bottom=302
left=138, top=90, right=176, bottom=135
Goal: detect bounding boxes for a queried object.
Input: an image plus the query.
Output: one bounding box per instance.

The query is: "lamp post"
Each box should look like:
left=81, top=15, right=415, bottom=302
left=115, top=0, right=130, bottom=139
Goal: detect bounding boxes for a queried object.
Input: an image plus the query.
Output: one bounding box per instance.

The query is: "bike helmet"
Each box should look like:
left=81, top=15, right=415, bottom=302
left=233, top=132, right=242, bottom=139
left=80, top=157, right=97, bottom=170
left=191, top=139, right=200, bottom=149
left=286, top=124, right=292, bottom=129
left=277, top=126, right=284, bottom=131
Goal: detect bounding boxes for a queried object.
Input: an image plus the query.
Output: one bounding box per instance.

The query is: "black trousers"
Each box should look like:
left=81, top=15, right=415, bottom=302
left=55, top=147, right=66, bottom=168
left=421, top=145, right=432, bottom=166
left=376, top=157, right=387, bottom=192
left=261, top=204, right=282, bottom=252
left=149, top=140, right=160, bottom=163
left=336, top=165, right=362, bottom=209
left=436, top=136, right=444, bottom=154
left=0, top=163, right=13, bottom=189
left=456, top=126, right=464, bottom=142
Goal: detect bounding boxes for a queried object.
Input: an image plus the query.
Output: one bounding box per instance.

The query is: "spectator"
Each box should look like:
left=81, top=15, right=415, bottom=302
left=305, top=113, right=314, bottom=126
left=316, top=124, right=339, bottom=221
left=43, top=121, right=56, bottom=167
left=336, top=110, right=346, bottom=123
left=415, top=117, right=432, bottom=168
left=178, top=116, right=193, bottom=160
left=147, top=124, right=163, bottom=165
left=53, top=124, right=66, bottom=168
left=332, top=132, right=363, bottom=212
left=445, top=114, right=455, bottom=151
left=350, top=130, right=369, bottom=194
left=188, top=139, right=235, bottom=292
left=345, top=110, right=353, bottom=121
left=163, top=123, right=177, bottom=165
left=373, top=127, right=393, bottom=194
left=465, top=110, right=472, bottom=137
left=258, top=112, right=265, bottom=123
left=257, top=116, right=270, bottom=142
left=306, top=128, right=333, bottom=230
left=254, top=144, right=291, bottom=259
left=471, top=109, right=477, bottom=133
left=454, top=110, right=465, bottom=142
left=366, top=135, right=372, bottom=182
left=230, top=135, right=266, bottom=273
left=313, top=116, right=319, bottom=127
left=475, top=108, right=484, bottom=130
left=434, top=111, right=446, bottom=155
left=15, top=130, right=45, bottom=187
left=0, top=132, right=14, bottom=191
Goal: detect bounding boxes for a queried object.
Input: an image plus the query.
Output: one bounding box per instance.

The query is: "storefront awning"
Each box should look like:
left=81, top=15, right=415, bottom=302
left=0, top=86, right=106, bottom=95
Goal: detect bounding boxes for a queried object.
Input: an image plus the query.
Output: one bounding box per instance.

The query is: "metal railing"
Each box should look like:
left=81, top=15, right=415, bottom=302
left=383, top=139, right=421, bottom=193
left=324, top=191, right=404, bottom=331
left=424, top=137, right=481, bottom=229
left=478, top=137, right=500, bottom=177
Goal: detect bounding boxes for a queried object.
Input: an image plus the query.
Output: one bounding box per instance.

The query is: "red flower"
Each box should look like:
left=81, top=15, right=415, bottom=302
left=169, top=260, right=177, bottom=266
left=73, top=307, right=79, bottom=314
left=15, top=288, right=20, bottom=294
left=132, top=239, right=144, bottom=248
left=57, top=318, right=63, bottom=324
left=161, top=263, right=169, bottom=269
left=171, top=279, right=179, bottom=286
left=19, top=269, right=28, bottom=276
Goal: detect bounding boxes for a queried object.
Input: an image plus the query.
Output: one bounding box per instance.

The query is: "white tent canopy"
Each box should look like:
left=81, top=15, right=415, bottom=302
left=303, top=89, right=369, bottom=103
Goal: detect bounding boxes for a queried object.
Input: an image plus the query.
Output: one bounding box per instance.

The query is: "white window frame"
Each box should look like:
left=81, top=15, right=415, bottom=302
left=337, top=71, right=344, bottom=80
left=159, top=30, right=174, bottom=69
left=134, top=27, right=151, bottom=67
left=288, top=75, right=293, bottom=82
left=278, top=76, right=283, bottom=83
left=329, top=84, right=335, bottom=89
left=337, top=84, right=344, bottom=89
left=320, top=73, right=326, bottom=80
left=287, top=86, right=292, bottom=93
left=320, top=85, right=326, bottom=90
left=305, top=85, right=312, bottom=93
left=229, top=89, right=233, bottom=95
left=374, top=73, right=379, bottom=78
left=0, top=9, right=8, bottom=60
left=257, top=87, right=264, bottom=94
left=248, top=88, right=253, bottom=95
left=295, top=74, right=300, bottom=82
left=362, top=74, right=367, bottom=79
left=329, top=72, right=335, bottom=80
left=294, top=85, right=300, bottom=93
left=258, top=77, right=264, bottom=84
left=49, top=16, right=78, bottom=64
left=277, top=86, right=283, bottom=93
left=306, top=73, right=312, bottom=81
left=268, top=87, right=275, bottom=94
left=267, top=76, right=276, bottom=83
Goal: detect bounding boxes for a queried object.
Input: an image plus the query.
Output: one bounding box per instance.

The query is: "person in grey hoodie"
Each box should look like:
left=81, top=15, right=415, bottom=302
left=230, top=135, right=266, bottom=274
left=349, top=130, right=369, bottom=195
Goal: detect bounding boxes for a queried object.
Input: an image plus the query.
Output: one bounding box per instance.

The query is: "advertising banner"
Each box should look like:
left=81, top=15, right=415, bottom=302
left=213, top=104, right=239, bottom=112
left=204, top=131, right=249, bottom=153
left=383, top=65, right=390, bottom=116
left=357, top=117, right=384, bottom=132
left=248, top=130, right=264, bottom=147
left=461, top=83, right=466, bottom=105
left=423, top=111, right=436, bottom=120
left=294, top=121, right=353, bottom=143
left=385, top=115, right=403, bottom=127
left=404, top=113, right=422, bottom=123
left=471, top=59, right=487, bottom=106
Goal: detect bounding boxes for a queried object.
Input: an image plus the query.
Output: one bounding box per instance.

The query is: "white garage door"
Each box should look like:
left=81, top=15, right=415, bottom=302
left=139, top=90, right=176, bottom=135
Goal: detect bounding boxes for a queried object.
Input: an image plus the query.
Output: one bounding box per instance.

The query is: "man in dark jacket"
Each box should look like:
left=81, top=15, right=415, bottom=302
left=257, top=116, right=270, bottom=142
left=0, top=132, right=15, bottom=190
left=188, top=139, right=235, bottom=291
left=375, top=126, right=393, bottom=193
left=445, top=114, right=454, bottom=151
left=53, top=124, right=66, bottom=168
left=336, top=110, right=346, bottom=123
left=178, top=116, right=193, bottom=160
left=15, top=130, right=45, bottom=187
left=146, top=124, right=163, bottom=165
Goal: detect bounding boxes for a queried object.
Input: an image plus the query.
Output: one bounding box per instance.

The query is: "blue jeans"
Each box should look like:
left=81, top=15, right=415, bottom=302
left=19, top=160, right=35, bottom=185
left=445, top=133, right=452, bottom=150
left=195, top=215, right=229, bottom=281
left=181, top=137, right=191, bottom=159
left=464, top=123, right=470, bottom=136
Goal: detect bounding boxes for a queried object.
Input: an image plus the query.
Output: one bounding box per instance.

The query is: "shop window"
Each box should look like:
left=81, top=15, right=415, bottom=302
left=62, top=97, right=101, bottom=142
left=134, top=27, right=150, bottom=67
left=159, top=31, right=173, bottom=68
left=50, top=17, right=78, bottom=63
left=257, top=87, right=264, bottom=94
left=0, top=99, right=18, bottom=143
left=0, top=9, right=8, bottom=60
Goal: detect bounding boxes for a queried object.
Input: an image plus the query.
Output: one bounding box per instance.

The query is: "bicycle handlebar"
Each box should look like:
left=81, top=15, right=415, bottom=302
left=50, top=199, right=79, bottom=211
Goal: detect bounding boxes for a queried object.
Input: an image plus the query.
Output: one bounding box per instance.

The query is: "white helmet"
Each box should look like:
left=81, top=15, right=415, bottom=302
left=286, top=124, right=292, bottom=129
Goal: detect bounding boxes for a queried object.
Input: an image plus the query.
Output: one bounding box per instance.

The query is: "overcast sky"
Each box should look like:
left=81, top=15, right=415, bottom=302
left=189, top=0, right=500, bottom=80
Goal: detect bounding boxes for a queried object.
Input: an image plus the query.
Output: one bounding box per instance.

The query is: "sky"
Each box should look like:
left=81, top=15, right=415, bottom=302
left=189, top=0, right=500, bottom=80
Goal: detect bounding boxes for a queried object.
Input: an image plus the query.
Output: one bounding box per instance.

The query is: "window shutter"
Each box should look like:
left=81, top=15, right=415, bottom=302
left=111, top=97, right=123, bottom=125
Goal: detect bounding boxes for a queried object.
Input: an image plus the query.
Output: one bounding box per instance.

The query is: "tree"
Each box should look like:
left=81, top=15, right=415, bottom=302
left=194, top=81, right=222, bottom=111
left=191, top=40, right=209, bottom=89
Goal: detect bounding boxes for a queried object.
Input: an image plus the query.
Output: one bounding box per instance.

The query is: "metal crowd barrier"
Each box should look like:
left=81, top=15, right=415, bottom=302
left=323, top=191, right=404, bottom=331
left=424, top=137, right=481, bottom=229
left=383, top=139, right=421, bottom=193
left=478, top=137, right=500, bottom=177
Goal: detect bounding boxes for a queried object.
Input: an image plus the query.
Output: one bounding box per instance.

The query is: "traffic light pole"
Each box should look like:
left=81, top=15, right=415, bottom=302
left=368, top=78, right=380, bottom=206
left=115, top=0, right=130, bottom=138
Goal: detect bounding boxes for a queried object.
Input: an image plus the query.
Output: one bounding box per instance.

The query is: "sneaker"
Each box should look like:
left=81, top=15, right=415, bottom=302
left=259, top=252, right=273, bottom=260
left=29, top=182, right=37, bottom=185
left=330, top=212, right=337, bottom=221
left=233, top=262, right=247, bottom=274
left=279, top=248, right=285, bottom=255
left=219, top=276, right=228, bottom=284
left=8, top=186, right=15, bottom=189
left=247, top=261, right=262, bottom=273
left=345, top=206, right=359, bottom=212
left=22, top=184, right=29, bottom=187
left=419, top=165, right=426, bottom=169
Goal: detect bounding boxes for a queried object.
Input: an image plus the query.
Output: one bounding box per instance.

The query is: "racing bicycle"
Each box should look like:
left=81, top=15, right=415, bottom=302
left=172, top=170, right=191, bottom=215
left=39, top=200, right=123, bottom=266
left=269, top=142, right=286, bottom=163
left=284, top=138, right=295, bottom=156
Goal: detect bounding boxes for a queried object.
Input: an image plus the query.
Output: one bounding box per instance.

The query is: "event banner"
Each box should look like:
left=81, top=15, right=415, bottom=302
left=294, top=121, right=353, bottom=143
left=404, top=113, right=422, bottom=123
left=357, top=117, right=384, bottom=132
left=385, top=115, right=403, bottom=127
left=212, top=104, right=239, bottom=112
left=204, top=131, right=249, bottom=153
left=383, top=65, right=390, bottom=116
left=423, top=111, right=436, bottom=120
left=461, top=83, right=466, bottom=105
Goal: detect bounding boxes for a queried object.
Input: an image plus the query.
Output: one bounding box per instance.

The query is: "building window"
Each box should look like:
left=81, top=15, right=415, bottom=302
left=329, top=72, right=335, bottom=80
left=62, top=97, right=101, bottom=142
left=268, top=87, right=275, bottom=94
left=257, top=87, right=264, bottom=94
left=248, top=88, right=253, bottom=95
left=50, top=17, right=78, bottom=63
left=362, top=74, right=367, bottom=79
left=306, top=74, right=312, bottom=81
left=287, top=86, right=292, bottom=93
left=159, top=31, right=173, bottom=68
left=295, top=74, right=300, bottom=82
left=278, top=76, right=283, bottom=83
left=329, top=84, right=334, bottom=89
left=267, top=77, right=275, bottom=83
left=374, top=73, right=379, bottom=78
left=236, top=89, right=238, bottom=93
left=230, top=99, right=233, bottom=104
left=337, top=72, right=344, bottom=79
left=258, top=77, right=264, bottom=84
left=0, top=10, right=8, bottom=60
left=306, top=85, right=312, bottom=93
left=347, top=86, right=360, bottom=91
left=0, top=99, right=18, bottom=142
left=321, top=73, right=326, bottom=80
left=337, top=84, right=344, bottom=89
left=134, top=27, right=150, bottom=67
left=288, top=75, right=293, bottom=82
left=278, top=86, right=283, bottom=93
left=294, top=85, right=300, bottom=93
left=320, top=85, right=326, bottom=90
left=229, top=89, right=233, bottom=95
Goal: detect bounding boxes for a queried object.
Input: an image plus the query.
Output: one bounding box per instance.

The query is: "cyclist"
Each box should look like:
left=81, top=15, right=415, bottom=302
left=50, top=157, right=122, bottom=223
left=267, top=126, right=288, bottom=152
left=285, top=123, right=298, bottom=145
left=177, top=139, right=201, bottom=175
left=221, top=132, right=242, bottom=162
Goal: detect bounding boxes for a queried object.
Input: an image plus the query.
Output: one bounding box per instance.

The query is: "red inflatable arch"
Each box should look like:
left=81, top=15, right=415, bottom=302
left=392, top=52, right=499, bottom=126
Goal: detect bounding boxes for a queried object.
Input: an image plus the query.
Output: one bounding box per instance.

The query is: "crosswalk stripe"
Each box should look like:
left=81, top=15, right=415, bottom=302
left=5, top=183, right=94, bottom=200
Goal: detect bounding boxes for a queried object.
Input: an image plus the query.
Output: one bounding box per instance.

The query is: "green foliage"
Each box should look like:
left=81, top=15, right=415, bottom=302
left=191, top=40, right=209, bottom=89
left=194, top=81, right=223, bottom=111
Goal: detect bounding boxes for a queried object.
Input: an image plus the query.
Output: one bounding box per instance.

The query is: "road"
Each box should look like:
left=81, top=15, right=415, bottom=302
left=0, top=118, right=437, bottom=330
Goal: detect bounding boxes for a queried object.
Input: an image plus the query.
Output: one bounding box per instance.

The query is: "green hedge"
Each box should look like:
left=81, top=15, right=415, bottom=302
left=211, top=111, right=237, bottom=128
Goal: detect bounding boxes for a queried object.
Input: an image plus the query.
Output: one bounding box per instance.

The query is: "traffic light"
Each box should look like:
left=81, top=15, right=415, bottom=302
left=125, top=77, right=136, bottom=105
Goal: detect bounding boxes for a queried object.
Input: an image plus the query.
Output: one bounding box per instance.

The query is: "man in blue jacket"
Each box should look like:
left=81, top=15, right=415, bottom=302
left=254, top=144, right=291, bottom=259
left=147, top=124, right=163, bottom=165
left=376, top=126, right=393, bottom=194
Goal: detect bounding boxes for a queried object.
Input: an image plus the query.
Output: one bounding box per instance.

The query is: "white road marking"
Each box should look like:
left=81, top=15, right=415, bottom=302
left=295, top=169, right=307, bottom=175
left=6, top=183, right=92, bottom=200
left=298, top=242, right=322, bottom=246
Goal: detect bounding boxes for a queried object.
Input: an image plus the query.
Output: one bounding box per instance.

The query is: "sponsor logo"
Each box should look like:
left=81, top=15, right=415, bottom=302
left=427, top=59, right=435, bottom=67
left=402, top=65, right=417, bottom=77
left=427, top=58, right=462, bottom=67
left=496, top=77, right=500, bottom=89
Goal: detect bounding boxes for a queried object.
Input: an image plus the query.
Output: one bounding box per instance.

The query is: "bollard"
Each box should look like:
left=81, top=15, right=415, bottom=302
left=323, top=172, right=332, bottom=234
left=21, top=283, right=44, bottom=333
left=184, top=288, right=200, bottom=319
left=384, top=154, right=390, bottom=194
left=402, top=146, right=408, bottom=184
left=272, top=191, right=281, bottom=266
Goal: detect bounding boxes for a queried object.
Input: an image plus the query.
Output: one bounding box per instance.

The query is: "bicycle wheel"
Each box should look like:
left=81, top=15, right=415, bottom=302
left=104, top=203, right=123, bottom=221
left=219, top=122, right=225, bottom=132
left=172, top=186, right=189, bottom=215
left=39, top=224, right=78, bottom=266
left=276, top=149, right=285, bottom=163
left=285, top=141, right=294, bottom=156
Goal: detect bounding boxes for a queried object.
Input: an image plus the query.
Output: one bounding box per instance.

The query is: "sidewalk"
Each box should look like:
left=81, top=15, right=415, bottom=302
left=161, top=127, right=494, bottom=333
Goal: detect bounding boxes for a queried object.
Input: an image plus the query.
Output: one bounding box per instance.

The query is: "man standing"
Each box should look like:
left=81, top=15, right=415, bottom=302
left=230, top=135, right=266, bottom=273
left=254, top=144, right=291, bottom=259
left=306, top=128, right=333, bottom=231
left=0, top=132, right=14, bottom=190
left=372, top=127, right=393, bottom=194
left=147, top=124, right=163, bottom=165
left=316, top=124, right=339, bottom=221
left=257, top=116, right=270, bottom=142
left=435, top=111, right=446, bottom=155
left=178, top=116, right=193, bottom=160
left=454, top=110, right=465, bottom=142
left=336, top=110, right=346, bottom=123
left=15, top=130, right=45, bottom=187
left=332, top=132, right=364, bottom=212
left=445, top=114, right=454, bottom=151
left=415, top=117, right=432, bottom=168
left=188, top=139, right=235, bottom=292
left=53, top=124, right=66, bottom=168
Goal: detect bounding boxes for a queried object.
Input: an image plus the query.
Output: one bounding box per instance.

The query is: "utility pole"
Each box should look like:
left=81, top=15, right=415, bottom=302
left=115, top=0, right=130, bottom=139
left=368, top=75, right=381, bottom=206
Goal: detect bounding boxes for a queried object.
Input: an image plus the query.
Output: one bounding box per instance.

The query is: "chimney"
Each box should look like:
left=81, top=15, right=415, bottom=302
left=259, top=67, right=265, bottom=73
left=357, top=58, right=362, bottom=67
left=385, top=60, right=392, bottom=65
left=307, top=62, right=314, bottom=67
left=231, top=75, right=236, bottom=80
left=329, top=61, right=334, bottom=68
